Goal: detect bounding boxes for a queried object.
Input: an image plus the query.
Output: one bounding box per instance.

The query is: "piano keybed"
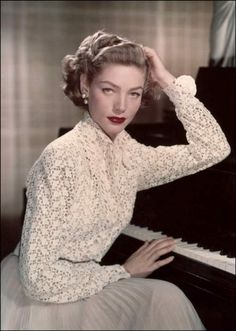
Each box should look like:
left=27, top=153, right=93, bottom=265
left=122, top=224, right=235, bottom=274
left=102, top=228, right=236, bottom=331
left=59, top=68, right=236, bottom=330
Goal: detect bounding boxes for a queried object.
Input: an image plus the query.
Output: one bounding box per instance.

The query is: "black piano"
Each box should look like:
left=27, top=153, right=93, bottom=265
left=100, top=68, right=236, bottom=331
left=56, top=68, right=236, bottom=330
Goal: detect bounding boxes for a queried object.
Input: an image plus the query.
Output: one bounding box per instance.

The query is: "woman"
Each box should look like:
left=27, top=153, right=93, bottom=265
left=1, top=30, right=230, bottom=330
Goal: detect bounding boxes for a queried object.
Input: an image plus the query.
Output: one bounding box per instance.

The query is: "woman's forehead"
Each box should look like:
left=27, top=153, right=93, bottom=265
left=94, top=64, right=145, bottom=86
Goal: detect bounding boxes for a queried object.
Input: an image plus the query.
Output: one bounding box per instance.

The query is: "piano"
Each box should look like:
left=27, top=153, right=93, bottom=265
left=100, top=68, right=236, bottom=331
left=54, top=68, right=236, bottom=330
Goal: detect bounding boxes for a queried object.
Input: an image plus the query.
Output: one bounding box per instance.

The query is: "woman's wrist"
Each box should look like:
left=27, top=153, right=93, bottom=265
left=155, top=70, right=176, bottom=89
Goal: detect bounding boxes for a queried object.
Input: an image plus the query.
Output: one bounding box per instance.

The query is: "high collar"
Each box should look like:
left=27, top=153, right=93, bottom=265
left=80, top=111, right=126, bottom=146
left=74, top=111, right=136, bottom=170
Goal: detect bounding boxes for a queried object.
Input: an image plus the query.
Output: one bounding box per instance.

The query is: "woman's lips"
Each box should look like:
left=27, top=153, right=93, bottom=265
left=107, top=117, right=126, bottom=124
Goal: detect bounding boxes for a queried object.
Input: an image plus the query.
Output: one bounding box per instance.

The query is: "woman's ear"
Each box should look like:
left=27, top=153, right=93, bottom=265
left=80, top=73, right=89, bottom=95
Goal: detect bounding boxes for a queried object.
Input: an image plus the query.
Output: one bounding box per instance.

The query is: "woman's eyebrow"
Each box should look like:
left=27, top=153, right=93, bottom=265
left=99, top=80, right=143, bottom=90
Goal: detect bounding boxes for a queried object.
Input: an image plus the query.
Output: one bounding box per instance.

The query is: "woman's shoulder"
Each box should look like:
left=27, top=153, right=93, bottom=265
left=33, top=125, right=84, bottom=169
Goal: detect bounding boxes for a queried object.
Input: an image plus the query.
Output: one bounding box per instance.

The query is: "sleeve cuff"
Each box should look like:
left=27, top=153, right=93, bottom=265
left=119, top=264, right=131, bottom=278
left=163, top=75, right=197, bottom=101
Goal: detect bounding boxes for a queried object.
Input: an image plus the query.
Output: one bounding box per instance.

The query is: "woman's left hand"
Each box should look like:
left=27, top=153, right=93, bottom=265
left=143, top=46, right=176, bottom=88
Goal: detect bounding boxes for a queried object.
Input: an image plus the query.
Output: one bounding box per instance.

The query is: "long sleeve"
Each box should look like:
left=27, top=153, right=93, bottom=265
left=130, top=75, right=231, bottom=191
left=19, top=145, right=130, bottom=304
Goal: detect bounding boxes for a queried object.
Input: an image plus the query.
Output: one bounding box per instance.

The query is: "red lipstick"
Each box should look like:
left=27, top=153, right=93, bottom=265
left=107, top=117, right=126, bottom=124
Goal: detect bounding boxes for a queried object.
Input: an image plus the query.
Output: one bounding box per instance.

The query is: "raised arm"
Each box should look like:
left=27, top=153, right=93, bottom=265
left=130, top=48, right=231, bottom=191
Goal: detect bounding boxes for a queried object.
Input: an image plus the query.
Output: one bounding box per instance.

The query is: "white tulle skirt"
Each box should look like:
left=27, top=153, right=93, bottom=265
left=1, top=253, right=205, bottom=330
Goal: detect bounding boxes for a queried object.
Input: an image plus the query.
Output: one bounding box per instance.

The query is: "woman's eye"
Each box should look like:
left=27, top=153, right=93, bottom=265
left=102, top=88, right=114, bottom=94
left=130, top=92, right=141, bottom=98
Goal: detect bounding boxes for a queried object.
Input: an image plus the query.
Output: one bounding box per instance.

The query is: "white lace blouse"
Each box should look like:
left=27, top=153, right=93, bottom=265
left=19, top=75, right=230, bottom=303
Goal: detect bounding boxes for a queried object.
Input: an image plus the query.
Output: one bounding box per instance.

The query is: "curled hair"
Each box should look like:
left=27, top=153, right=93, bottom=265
left=61, top=30, right=160, bottom=109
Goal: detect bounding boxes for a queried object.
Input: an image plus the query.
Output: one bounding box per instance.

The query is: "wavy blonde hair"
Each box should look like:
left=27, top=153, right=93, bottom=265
left=61, top=30, right=159, bottom=109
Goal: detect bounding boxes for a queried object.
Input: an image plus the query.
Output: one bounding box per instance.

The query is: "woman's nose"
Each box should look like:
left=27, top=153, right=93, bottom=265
left=114, top=95, right=127, bottom=114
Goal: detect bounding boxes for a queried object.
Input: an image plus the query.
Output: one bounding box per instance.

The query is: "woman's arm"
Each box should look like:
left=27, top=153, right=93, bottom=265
left=19, top=145, right=130, bottom=304
left=131, top=48, right=231, bottom=191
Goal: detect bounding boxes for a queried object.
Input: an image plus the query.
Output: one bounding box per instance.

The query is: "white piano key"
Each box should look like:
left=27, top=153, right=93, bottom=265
left=226, top=260, right=235, bottom=274
left=122, top=224, right=235, bottom=275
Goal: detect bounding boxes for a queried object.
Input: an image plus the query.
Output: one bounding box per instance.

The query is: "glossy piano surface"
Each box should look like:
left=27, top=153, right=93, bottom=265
left=101, top=233, right=236, bottom=331
left=128, top=166, right=235, bottom=259
left=58, top=68, right=236, bottom=330
left=101, top=68, right=236, bottom=331
left=101, top=165, right=236, bottom=330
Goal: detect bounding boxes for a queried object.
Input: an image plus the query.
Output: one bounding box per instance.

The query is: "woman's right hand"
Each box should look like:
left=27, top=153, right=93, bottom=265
left=122, top=237, right=175, bottom=278
left=142, top=46, right=175, bottom=88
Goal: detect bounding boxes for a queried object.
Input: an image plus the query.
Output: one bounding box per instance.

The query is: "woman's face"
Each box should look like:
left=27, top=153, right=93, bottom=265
left=82, top=64, right=145, bottom=141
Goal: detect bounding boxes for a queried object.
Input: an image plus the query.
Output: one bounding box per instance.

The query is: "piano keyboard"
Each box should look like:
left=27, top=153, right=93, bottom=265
left=122, top=224, right=235, bottom=275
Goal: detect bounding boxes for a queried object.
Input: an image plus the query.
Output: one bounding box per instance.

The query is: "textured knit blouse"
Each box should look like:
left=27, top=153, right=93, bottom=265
left=19, top=75, right=230, bottom=304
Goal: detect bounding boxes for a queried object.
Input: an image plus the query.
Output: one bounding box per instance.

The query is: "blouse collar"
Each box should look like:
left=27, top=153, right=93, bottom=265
left=80, top=111, right=127, bottom=146
left=75, top=111, right=136, bottom=170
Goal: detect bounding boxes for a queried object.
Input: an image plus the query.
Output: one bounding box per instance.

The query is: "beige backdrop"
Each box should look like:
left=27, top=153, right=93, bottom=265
left=1, top=0, right=213, bottom=221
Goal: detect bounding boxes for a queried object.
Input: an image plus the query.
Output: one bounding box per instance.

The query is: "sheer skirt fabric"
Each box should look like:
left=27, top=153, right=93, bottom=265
left=1, top=254, right=205, bottom=330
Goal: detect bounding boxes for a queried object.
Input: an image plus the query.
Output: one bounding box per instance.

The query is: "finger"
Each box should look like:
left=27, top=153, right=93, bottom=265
left=144, top=238, right=175, bottom=258
left=148, top=237, right=174, bottom=246
left=131, top=241, right=149, bottom=257
left=146, top=237, right=175, bottom=252
left=142, top=47, right=158, bottom=64
left=142, top=47, right=165, bottom=72
left=135, top=241, right=149, bottom=253
left=153, top=255, right=175, bottom=269
left=132, top=238, right=175, bottom=260
left=142, top=46, right=156, bottom=57
left=149, top=243, right=175, bottom=261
